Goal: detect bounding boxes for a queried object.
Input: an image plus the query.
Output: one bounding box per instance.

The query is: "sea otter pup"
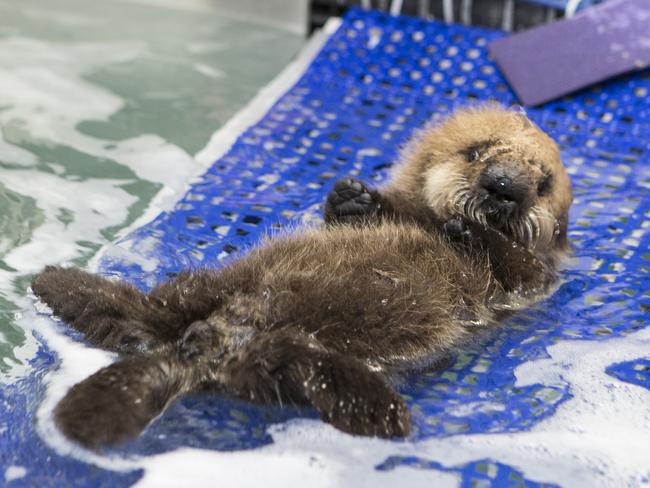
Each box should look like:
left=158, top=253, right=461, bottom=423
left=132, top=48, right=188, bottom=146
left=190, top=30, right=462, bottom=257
left=31, top=106, right=572, bottom=448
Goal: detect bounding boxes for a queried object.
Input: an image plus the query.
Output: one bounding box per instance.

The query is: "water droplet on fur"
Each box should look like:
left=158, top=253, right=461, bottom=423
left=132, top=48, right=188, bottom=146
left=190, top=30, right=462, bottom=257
left=134, top=398, right=142, bottom=404
left=321, top=383, right=327, bottom=389
left=381, top=298, right=388, bottom=305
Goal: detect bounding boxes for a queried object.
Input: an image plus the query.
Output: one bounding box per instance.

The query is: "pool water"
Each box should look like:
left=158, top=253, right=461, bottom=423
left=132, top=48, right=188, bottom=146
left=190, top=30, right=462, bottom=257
left=0, top=0, right=303, bottom=377
left=0, top=0, right=302, bottom=484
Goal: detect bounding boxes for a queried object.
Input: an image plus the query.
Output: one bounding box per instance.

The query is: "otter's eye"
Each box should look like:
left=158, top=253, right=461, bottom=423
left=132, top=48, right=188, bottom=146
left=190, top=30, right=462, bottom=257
left=462, top=140, right=496, bottom=163
left=463, top=145, right=481, bottom=163
left=537, top=174, right=552, bottom=196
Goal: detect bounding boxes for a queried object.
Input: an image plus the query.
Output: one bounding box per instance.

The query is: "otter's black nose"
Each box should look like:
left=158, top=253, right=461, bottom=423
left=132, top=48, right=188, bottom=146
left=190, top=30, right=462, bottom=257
left=480, top=174, right=525, bottom=205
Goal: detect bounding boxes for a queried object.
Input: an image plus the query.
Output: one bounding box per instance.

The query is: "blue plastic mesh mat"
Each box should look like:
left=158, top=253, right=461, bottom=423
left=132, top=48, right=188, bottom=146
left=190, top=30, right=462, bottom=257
left=4, top=7, right=649, bottom=487
left=606, top=358, right=650, bottom=389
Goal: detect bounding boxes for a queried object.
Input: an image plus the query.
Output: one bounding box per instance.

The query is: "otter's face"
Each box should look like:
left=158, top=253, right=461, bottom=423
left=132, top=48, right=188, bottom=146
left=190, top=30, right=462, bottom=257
left=416, top=107, right=572, bottom=252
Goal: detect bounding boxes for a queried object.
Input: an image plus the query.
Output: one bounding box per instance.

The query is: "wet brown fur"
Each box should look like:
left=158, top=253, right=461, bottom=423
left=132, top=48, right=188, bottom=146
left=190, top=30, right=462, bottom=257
left=31, top=106, right=572, bottom=448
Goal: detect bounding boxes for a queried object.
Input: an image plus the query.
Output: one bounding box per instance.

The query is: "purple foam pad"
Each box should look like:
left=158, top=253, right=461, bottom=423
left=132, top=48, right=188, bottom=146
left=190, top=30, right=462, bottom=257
left=489, top=0, right=650, bottom=106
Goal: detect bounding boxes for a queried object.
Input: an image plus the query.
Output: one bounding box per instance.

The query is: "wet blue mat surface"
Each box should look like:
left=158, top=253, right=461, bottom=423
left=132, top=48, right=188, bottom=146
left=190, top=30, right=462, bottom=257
left=4, top=8, right=649, bottom=487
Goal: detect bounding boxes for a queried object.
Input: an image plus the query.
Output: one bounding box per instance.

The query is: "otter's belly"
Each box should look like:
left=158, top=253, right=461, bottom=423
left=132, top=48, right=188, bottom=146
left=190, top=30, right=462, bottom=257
left=221, top=222, right=494, bottom=362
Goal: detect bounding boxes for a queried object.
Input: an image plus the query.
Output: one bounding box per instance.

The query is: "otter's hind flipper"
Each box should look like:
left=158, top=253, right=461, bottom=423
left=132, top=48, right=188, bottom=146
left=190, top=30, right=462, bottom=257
left=31, top=266, right=180, bottom=353
left=55, top=354, right=193, bottom=448
left=220, top=331, right=411, bottom=438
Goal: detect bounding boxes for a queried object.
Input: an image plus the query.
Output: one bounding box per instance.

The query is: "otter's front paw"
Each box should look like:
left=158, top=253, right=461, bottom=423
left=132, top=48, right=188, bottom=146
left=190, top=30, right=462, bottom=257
left=325, top=178, right=378, bottom=221
left=443, top=218, right=473, bottom=246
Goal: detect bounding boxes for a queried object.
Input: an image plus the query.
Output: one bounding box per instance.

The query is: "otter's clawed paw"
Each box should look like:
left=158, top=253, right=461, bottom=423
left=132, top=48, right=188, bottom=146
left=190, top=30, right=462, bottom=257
left=326, top=178, right=377, bottom=219
left=443, top=218, right=473, bottom=246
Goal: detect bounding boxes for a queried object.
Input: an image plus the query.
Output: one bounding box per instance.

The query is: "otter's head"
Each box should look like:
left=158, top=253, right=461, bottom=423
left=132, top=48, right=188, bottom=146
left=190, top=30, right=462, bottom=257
left=395, top=106, right=572, bottom=258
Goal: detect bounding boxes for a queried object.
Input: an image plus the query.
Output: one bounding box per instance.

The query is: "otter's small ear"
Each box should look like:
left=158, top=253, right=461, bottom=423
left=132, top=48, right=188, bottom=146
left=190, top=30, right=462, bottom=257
left=510, top=105, right=534, bottom=129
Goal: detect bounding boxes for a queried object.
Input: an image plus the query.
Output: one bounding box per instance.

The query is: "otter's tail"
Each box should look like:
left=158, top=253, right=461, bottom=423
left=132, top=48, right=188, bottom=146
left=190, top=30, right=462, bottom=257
left=54, top=354, right=194, bottom=449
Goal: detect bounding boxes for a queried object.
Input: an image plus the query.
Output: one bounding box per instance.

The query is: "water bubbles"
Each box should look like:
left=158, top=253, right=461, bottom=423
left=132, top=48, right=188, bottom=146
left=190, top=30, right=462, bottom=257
left=33, top=300, right=52, bottom=314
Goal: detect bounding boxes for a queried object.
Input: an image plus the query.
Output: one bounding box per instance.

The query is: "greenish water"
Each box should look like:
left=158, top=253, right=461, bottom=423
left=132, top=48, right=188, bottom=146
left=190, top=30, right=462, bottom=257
left=0, top=0, right=303, bottom=379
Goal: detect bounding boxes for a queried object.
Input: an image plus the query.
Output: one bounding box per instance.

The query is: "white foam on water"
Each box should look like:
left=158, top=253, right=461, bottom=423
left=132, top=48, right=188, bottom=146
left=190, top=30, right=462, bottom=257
left=4, top=465, right=27, bottom=482
left=193, top=63, right=226, bottom=80
left=0, top=137, right=36, bottom=166
left=1, top=171, right=137, bottom=271
left=135, top=328, right=650, bottom=488
left=185, top=41, right=228, bottom=55
left=0, top=37, right=204, bottom=190
left=135, top=432, right=459, bottom=488
left=0, top=30, right=209, bottom=472
left=0, top=36, right=205, bottom=379
left=30, top=309, right=139, bottom=472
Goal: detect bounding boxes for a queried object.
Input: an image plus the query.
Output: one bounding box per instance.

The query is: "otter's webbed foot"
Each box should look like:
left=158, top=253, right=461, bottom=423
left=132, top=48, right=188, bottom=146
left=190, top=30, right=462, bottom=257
left=324, top=177, right=381, bottom=225
left=31, top=266, right=174, bottom=353
left=220, top=331, right=411, bottom=438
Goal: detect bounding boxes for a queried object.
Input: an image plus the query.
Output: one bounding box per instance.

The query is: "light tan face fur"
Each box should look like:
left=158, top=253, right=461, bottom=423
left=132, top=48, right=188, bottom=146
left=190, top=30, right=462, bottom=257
left=393, top=106, right=573, bottom=252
